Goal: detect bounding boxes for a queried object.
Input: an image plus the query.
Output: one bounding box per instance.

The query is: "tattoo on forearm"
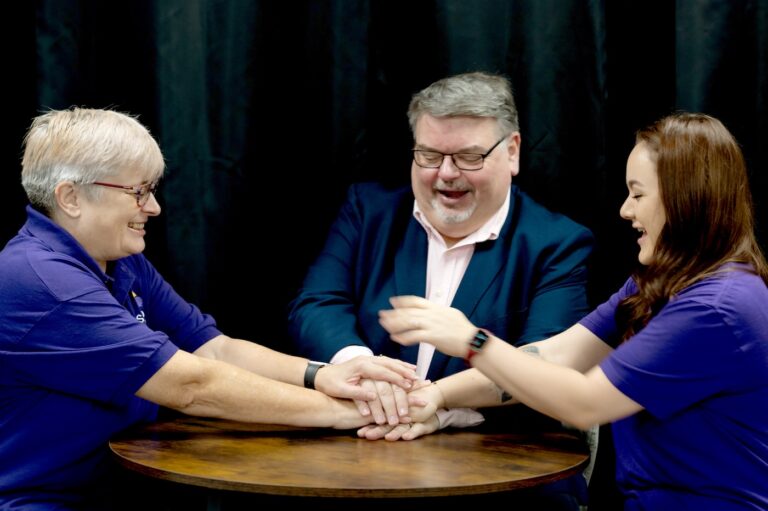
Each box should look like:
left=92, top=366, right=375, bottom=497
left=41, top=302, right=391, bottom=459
left=495, top=345, right=541, bottom=403
left=521, top=345, right=540, bottom=356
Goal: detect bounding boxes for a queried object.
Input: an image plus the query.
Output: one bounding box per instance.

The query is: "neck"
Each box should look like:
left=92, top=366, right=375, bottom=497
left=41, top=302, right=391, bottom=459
left=440, top=233, right=464, bottom=248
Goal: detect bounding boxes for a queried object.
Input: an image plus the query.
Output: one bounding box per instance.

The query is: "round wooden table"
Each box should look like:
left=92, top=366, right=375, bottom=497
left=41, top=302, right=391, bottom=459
left=110, top=416, right=589, bottom=499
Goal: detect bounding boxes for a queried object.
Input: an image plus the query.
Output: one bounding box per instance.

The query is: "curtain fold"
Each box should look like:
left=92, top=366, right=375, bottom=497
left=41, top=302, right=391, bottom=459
left=5, top=0, right=767, bottom=345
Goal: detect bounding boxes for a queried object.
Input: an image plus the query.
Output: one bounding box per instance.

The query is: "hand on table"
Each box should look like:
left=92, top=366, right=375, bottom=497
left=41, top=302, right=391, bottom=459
left=356, top=415, right=441, bottom=441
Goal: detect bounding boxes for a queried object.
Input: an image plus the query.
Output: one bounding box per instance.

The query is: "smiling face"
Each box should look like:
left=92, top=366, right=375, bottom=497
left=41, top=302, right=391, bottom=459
left=411, top=114, right=519, bottom=245
left=620, top=142, right=666, bottom=265
left=71, top=166, right=161, bottom=271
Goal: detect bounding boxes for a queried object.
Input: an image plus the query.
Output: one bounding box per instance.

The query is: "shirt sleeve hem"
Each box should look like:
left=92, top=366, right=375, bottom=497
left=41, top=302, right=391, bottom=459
left=112, top=339, right=179, bottom=404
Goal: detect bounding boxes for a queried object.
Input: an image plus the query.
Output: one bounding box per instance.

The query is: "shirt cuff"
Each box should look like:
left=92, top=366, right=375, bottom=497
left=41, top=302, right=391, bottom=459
left=436, top=408, right=485, bottom=429
left=330, top=345, right=375, bottom=364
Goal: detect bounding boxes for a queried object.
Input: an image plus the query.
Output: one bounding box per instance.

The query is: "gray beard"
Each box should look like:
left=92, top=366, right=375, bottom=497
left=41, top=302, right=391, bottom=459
left=429, top=197, right=476, bottom=224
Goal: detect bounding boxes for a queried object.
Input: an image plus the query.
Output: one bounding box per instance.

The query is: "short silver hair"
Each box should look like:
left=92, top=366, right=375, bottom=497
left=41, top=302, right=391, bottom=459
left=407, top=72, right=519, bottom=137
left=21, top=107, right=165, bottom=214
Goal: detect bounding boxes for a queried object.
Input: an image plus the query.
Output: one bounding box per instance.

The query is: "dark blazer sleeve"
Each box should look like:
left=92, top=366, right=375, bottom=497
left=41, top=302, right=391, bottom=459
left=479, top=189, right=594, bottom=345
left=515, top=218, right=593, bottom=344
left=288, top=183, right=417, bottom=362
left=435, top=189, right=594, bottom=379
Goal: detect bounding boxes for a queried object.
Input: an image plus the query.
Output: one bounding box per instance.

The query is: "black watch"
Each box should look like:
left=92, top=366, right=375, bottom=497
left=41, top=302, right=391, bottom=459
left=303, top=361, right=327, bottom=390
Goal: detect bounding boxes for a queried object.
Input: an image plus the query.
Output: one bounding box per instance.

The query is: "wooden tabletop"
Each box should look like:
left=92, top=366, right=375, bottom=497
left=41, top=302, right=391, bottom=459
left=110, top=416, right=589, bottom=498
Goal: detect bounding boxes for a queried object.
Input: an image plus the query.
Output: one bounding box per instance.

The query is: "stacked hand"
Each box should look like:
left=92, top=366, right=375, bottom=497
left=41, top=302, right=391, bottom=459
left=355, top=295, right=484, bottom=440
left=315, top=354, right=417, bottom=402
left=321, top=295, right=481, bottom=437
left=353, top=377, right=412, bottom=426
left=340, top=355, right=428, bottom=427
left=357, top=379, right=446, bottom=441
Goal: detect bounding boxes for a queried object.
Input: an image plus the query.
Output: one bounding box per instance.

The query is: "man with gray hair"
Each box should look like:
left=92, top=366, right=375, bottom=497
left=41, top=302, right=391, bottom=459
left=290, top=71, right=595, bottom=508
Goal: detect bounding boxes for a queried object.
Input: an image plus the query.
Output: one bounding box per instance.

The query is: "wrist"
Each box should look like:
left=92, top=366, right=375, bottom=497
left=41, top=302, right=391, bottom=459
left=331, top=398, right=364, bottom=430
left=465, top=329, right=492, bottom=364
left=303, top=361, right=327, bottom=390
left=432, top=381, right=448, bottom=409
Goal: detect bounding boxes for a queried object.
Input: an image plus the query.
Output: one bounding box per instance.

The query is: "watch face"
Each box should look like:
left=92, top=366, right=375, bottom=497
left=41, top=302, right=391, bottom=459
left=466, top=330, right=490, bottom=362
left=470, top=330, right=489, bottom=350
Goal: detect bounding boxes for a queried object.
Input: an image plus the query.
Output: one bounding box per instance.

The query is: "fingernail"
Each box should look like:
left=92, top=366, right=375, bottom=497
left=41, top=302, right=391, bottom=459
left=400, top=407, right=408, bottom=415
left=361, top=407, right=370, bottom=416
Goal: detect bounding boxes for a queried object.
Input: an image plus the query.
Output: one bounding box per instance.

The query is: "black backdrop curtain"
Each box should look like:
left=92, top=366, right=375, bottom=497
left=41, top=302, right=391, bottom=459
left=6, top=0, right=767, bottom=345
left=2, top=1, right=767, bottom=508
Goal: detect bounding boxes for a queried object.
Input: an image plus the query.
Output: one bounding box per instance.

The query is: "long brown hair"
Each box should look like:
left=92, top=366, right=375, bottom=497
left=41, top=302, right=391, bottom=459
left=616, top=112, right=768, bottom=340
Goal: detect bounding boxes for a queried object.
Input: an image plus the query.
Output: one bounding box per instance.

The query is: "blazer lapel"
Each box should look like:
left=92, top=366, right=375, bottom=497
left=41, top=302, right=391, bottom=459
left=426, top=194, right=516, bottom=380
left=394, top=219, right=428, bottom=364
left=451, top=238, right=508, bottom=317
left=426, top=238, right=508, bottom=379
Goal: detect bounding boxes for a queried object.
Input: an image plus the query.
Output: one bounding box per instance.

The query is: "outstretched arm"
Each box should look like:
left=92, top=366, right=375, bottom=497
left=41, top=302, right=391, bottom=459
left=379, top=296, right=642, bottom=429
left=194, top=335, right=416, bottom=403
left=136, top=350, right=370, bottom=430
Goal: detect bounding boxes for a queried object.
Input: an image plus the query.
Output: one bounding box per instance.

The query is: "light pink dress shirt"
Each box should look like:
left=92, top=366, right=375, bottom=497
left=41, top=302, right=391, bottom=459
left=332, top=189, right=511, bottom=429
left=413, top=190, right=510, bottom=428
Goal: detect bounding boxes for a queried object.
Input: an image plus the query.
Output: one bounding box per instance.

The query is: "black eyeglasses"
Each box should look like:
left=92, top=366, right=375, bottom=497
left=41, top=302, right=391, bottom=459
left=412, top=136, right=507, bottom=171
left=91, top=180, right=159, bottom=207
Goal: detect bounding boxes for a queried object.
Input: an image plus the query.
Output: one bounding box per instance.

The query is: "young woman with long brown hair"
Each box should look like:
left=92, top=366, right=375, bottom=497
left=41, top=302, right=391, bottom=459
left=380, top=112, right=768, bottom=510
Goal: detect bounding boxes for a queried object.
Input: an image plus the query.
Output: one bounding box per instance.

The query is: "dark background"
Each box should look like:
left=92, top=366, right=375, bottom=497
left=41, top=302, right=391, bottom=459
left=2, top=1, right=767, bottom=508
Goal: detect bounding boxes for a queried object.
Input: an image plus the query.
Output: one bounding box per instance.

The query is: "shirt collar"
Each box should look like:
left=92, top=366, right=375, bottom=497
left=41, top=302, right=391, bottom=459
left=413, top=187, right=511, bottom=248
left=21, top=205, right=113, bottom=286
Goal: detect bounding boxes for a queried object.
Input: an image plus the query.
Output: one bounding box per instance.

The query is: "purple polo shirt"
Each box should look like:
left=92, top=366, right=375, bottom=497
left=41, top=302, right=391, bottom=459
left=580, top=268, right=768, bottom=510
left=0, top=206, right=221, bottom=510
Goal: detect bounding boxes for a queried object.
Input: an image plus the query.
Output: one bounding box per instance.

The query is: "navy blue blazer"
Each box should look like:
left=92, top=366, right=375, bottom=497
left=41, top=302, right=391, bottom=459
left=289, top=182, right=594, bottom=381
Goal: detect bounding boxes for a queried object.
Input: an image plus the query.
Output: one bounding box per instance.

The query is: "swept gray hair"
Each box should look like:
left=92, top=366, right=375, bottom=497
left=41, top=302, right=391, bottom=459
left=407, top=72, right=519, bottom=137
left=21, top=107, right=165, bottom=214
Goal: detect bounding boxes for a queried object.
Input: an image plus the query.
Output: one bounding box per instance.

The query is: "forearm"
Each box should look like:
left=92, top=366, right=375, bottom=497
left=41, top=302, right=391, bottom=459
left=434, top=368, right=518, bottom=409
left=194, top=336, right=418, bottom=404
left=471, top=335, right=613, bottom=429
left=195, top=335, right=307, bottom=386
left=380, top=296, right=632, bottom=428
left=182, top=359, right=335, bottom=426
left=137, top=351, right=362, bottom=428
left=434, top=341, right=551, bottom=409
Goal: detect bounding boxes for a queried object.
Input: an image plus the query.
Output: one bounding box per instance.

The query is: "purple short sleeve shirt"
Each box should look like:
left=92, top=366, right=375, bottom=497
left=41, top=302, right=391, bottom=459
left=580, top=269, right=768, bottom=510
left=0, top=207, right=222, bottom=509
